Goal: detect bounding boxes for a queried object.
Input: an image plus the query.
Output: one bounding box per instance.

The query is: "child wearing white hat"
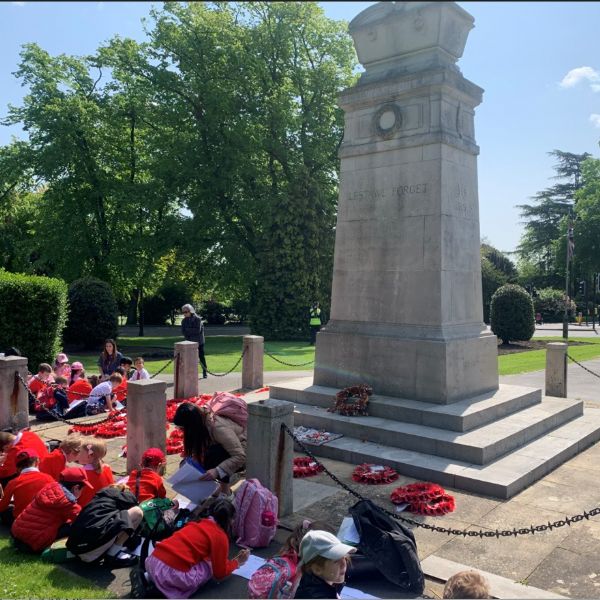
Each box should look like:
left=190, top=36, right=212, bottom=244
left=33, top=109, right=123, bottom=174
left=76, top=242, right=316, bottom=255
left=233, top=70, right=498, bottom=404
left=294, top=530, right=356, bottom=599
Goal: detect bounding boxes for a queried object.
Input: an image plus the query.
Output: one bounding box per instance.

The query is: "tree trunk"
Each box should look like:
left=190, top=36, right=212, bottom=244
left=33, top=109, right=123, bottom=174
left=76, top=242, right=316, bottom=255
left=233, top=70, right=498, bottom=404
left=138, top=288, right=145, bottom=337
left=126, top=290, right=138, bottom=325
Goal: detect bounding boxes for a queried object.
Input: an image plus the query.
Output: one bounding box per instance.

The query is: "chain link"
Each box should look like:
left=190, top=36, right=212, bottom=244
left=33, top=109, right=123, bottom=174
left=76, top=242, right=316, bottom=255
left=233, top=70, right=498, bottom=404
left=282, top=423, right=600, bottom=537
left=567, top=353, right=600, bottom=380
left=264, top=347, right=315, bottom=367
left=16, top=372, right=117, bottom=427
left=150, top=356, right=175, bottom=379
left=205, top=348, right=246, bottom=377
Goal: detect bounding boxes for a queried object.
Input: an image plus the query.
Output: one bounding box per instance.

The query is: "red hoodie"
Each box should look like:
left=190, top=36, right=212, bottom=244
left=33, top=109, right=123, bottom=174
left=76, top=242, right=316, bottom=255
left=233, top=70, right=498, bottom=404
left=0, top=469, right=54, bottom=517
left=12, top=481, right=81, bottom=552
left=0, top=431, right=49, bottom=480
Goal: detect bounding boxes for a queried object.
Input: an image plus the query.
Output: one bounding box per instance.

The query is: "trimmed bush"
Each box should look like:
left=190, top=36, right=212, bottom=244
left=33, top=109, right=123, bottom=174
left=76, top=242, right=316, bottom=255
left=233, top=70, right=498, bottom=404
left=64, top=277, right=118, bottom=349
left=200, top=300, right=227, bottom=325
left=534, top=287, right=576, bottom=323
left=490, top=284, right=535, bottom=344
left=0, top=270, right=68, bottom=368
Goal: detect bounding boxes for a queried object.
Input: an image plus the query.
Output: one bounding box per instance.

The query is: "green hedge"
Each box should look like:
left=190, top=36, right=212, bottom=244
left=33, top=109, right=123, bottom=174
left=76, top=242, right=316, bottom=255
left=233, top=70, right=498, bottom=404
left=491, top=283, right=535, bottom=344
left=0, top=270, right=68, bottom=368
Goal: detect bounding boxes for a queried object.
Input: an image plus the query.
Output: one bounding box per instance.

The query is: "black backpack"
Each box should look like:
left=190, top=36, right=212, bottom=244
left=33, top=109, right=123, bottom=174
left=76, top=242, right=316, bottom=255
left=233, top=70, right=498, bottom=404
left=349, top=498, right=424, bottom=594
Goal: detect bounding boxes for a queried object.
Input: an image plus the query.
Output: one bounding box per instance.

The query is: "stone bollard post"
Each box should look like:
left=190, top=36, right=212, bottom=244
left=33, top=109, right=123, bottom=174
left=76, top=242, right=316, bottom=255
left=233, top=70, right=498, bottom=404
left=174, top=341, right=199, bottom=399
left=546, top=342, right=567, bottom=398
left=246, top=399, right=294, bottom=517
left=126, top=379, right=167, bottom=473
left=0, top=356, right=29, bottom=432
left=242, top=335, right=264, bottom=390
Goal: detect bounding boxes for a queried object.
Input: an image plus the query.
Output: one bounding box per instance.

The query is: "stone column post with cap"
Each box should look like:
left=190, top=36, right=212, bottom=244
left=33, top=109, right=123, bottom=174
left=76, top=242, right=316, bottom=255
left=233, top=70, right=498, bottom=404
left=0, top=356, right=29, bottom=431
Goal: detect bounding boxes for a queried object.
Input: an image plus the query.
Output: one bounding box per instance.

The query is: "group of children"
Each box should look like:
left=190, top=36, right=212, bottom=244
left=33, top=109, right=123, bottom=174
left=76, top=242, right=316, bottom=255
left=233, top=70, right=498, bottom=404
left=0, top=422, right=493, bottom=599
left=28, top=346, right=150, bottom=417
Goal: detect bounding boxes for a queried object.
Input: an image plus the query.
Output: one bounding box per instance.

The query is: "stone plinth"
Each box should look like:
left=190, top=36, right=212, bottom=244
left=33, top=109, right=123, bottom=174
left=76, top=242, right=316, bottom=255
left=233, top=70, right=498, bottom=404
left=126, top=379, right=167, bottom=472
left=242, top=335, right=264, bottom=390
left=0, top=356, right=29, bottom=432
left=313, top=1, right=498, bottom=403
left=246, top=399, right=294, bottom=517
left=546, top=342, right=567, bottom=398
left=174, top=341, right=198, bottom=399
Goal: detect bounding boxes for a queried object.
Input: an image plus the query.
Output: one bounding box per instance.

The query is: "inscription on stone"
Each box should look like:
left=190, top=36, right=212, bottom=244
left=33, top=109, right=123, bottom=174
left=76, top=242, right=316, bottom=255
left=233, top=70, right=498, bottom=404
left=350, top=184, right=428, bottom=203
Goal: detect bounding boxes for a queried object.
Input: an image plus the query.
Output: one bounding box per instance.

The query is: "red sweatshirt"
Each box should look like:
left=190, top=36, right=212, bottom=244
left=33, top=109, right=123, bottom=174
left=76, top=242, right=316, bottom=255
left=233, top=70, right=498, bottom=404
left=126, top=469, right=166, bottom=502
left=77, top=464, right=114, bottom=508
left=151, top=518, right=239, bottom=577
left=0, top=469, right=54, bottom=517
left=0, top=431, right=49, bottom=480
left=67, top=379, right=92, bottom=404
left=39, top=449, right=66, bottom=481
left=113, top=380, right=127, bottom=403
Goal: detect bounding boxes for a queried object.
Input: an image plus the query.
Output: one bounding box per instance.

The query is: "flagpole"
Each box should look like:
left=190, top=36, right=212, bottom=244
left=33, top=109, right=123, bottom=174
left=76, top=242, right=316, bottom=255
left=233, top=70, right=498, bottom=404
left=563, top=219, right=572, bottom=340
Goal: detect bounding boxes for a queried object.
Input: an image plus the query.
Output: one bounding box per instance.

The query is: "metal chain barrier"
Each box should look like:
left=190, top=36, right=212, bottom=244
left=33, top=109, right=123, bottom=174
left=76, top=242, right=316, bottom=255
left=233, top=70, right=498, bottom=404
left=567, top=353, right=600, bottom=380
left=150, top=356, right=174, bottom=379
left=205, top=348, right=247, bottom=378
left=264, top=347, right=315, bottom=367
left=282, top=423, right=600, bottom=537
left=16, top=372, right=118, bottom=428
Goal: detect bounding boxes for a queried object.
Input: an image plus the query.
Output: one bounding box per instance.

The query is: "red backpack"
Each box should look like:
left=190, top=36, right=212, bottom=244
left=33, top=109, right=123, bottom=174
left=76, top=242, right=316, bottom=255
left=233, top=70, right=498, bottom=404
left=207, top=392, right=248, bottom=427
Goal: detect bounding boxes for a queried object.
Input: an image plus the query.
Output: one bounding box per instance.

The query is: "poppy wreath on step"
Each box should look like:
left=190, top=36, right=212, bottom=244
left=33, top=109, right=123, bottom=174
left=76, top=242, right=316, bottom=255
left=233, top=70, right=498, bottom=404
left=352, top=463, right=399, bottom=484
left=293, top=457, right=324, bottom=478
left=390, top=482, right=456, bottom=516
left=328, top=384, right=373, bottom=416
left=95, top=420, right=127, bottom=438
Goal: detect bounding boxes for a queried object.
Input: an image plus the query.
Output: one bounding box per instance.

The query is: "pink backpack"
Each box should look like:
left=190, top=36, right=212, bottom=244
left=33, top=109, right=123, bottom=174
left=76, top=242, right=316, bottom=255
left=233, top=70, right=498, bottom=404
left=234, top=478, right=278, bottom=548
left=248, top=553, right=298, bottom=599
left=208, top=392, right=248, bottom=427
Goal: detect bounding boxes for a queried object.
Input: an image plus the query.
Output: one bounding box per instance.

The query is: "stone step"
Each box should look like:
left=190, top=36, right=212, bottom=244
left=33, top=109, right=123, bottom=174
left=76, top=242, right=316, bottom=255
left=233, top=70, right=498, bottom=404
left=296, top=410, right=600, bottom=499
left=288, top=397, right=583, bottom=465
left=270, top=377, right=542, bottom=432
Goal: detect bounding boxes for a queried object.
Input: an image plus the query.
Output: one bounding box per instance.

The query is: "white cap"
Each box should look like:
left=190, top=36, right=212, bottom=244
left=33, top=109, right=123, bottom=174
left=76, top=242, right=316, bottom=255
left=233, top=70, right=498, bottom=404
left=298, top=530, right=356, bottom=566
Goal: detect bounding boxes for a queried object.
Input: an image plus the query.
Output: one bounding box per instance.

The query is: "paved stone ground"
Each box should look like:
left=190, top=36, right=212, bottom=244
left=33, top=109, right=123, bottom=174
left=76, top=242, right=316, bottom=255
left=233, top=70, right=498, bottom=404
left=14, top=355, right=600, bottom=599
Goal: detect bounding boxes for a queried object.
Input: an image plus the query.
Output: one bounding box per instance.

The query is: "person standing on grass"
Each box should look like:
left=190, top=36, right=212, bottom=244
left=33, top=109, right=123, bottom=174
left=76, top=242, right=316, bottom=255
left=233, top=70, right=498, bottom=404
left=309, top=302, right=322, bottom=346
left=181, top=304, right=208, bottom=379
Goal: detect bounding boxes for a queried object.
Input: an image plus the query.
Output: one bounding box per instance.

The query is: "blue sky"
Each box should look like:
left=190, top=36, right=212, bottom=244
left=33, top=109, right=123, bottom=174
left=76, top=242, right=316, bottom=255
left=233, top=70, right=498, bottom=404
left=1, top=1, right=600, bottom=255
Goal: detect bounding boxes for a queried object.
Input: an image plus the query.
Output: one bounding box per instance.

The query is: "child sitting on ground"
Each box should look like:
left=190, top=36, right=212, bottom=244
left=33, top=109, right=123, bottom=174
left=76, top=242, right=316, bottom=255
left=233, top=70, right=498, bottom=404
left=129, top=356, right=150, bottom=381
left=76, top=438, right=114, bottom=508
left=28, top=363, right=54, bottom=396
left=67, top=367, right=92, bottom=403
left=0, top=429, right=49, bottom=487
left=443, top=570, right=491, bottom=599
left=126, top=447, right=167, bottom=502
left=113, top=367, right=128, bottom=404
left=0, top=448, right=54, bottom=526
left=249, top=519, right=334, bottom=599
left=53, top=353, right=71, bottom=381
left=66, top=483, right=142, bottom=568
left=87, top=373, right=122, bottom=413
left=40, top=434, right=82, bottom=481
left=293, top=530, right=356, bottom=599
left=144, top=497, right=249, bottom=599
left=119, top=356, right=134, bottom=380
left=11, top=466, right=93, bottom=553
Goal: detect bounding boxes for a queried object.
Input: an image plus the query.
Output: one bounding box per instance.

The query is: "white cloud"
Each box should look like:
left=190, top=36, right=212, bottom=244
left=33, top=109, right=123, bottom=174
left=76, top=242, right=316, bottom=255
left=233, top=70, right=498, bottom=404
left=560, top=66, right=600, bottom=91
left=11, top=1, right=26, bottom=5
left=590, top=114, right=600, bottom=128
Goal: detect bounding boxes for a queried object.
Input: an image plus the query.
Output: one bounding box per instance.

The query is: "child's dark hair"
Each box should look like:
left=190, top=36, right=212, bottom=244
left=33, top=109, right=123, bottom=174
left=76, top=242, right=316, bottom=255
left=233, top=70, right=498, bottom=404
left=173, top=402, right=211, bottom=463
left=198, top=497, right=236, bottom=536
left=55, top=376, right=68, bottom=386
left=88, top=374, right=100, bottom=388
left=16, top=455, right=38, bottom=470
left=120, top=356, right=133, bottom=366
left=61, top=480, right=84, bottom=493
left=115, top=366, right=126, bottom=376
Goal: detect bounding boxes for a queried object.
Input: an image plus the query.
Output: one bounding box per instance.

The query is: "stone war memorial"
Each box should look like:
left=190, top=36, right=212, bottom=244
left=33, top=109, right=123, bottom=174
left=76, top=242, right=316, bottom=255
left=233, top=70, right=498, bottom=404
left=271, top=0, right=600, bottom=499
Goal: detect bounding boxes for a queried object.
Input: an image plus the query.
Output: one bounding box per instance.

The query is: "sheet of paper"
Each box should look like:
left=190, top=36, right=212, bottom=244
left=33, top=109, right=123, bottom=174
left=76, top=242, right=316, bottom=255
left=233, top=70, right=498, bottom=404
left=114, top=401, right=125, bottom=411
left=171, top=480, right=217, bottom=504
left=337, top=516, right=360, bottom=545
left=115, top=476, right=128, bottom=485
left=173, top=494, right=197, bottom=511
left=395, top=503, right=409, bottom=513
left=341, top=586, right=379, bottom=599
left=232, top=554, right=266, bottom=579
left=167, top=462, right=206, bottom=486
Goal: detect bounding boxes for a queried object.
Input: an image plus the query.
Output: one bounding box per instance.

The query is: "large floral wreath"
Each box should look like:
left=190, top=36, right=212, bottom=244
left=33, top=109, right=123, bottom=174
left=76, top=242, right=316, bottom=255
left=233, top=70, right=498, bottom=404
left=390, top=482, right=456, bottom=516
left=328, top=384, right=372, bottom=416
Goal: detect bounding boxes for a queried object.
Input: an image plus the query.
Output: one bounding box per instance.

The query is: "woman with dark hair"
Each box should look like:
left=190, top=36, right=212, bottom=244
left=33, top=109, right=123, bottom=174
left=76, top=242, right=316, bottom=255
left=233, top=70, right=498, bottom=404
left=144, top=497, right=249, bottom=599
left=173, top=402, right=246, bottom=497
left=97, top=339, right=123, bottom=381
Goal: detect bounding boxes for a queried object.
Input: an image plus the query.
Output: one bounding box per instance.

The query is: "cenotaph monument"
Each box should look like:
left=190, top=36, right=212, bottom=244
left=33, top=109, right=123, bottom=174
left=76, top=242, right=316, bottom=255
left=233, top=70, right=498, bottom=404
left=271, top=1, right=600, bottom=498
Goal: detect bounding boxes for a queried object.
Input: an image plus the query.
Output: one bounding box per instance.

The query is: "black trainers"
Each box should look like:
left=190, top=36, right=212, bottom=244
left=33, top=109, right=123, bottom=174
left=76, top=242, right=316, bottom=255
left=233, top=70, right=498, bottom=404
left=104, top=550, right=138, bottom=569
left=129, top=567, right=148, bottom=599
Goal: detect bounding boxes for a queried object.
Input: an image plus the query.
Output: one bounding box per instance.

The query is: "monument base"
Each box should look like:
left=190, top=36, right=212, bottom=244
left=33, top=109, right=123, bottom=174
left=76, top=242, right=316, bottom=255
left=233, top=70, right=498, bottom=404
left=314, top=324, right=498, bottom=403
left=270, top=377, right=600, bottom=499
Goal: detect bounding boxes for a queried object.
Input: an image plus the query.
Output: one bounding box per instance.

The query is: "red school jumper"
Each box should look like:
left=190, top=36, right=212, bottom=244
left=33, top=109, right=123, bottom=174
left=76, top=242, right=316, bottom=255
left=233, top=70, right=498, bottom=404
left=77, top=464, right=115, bottom=508
left=39, top=449, right=67, bottom=481
left=126, top=469, right=167, bottom=502
left=0, top=431, right=49, bottom=480
left=0, top=469, right=54, bottom=517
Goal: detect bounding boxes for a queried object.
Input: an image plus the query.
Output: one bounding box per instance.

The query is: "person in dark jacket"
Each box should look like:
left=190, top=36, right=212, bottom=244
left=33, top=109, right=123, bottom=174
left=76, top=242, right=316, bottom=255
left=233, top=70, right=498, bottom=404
left=294, top=530, right=356, bottom=599
left=181, top=304, right=207, bottom=378
left=11, top=466, right=92, bottom=553
left=98, top=339, right=123, bottom=381
left=66, top=484, right=143, bottom=568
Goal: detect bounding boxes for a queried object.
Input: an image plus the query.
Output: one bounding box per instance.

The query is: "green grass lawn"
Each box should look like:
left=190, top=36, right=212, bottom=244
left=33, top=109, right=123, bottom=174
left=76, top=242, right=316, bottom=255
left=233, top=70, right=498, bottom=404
left=69, top=336, right=316, bottom=376
left=498, top=337, right=600, bottom=376
left=0, top=538, right=112, bottom=599
left=67, top=334, right=600, bottom=379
